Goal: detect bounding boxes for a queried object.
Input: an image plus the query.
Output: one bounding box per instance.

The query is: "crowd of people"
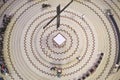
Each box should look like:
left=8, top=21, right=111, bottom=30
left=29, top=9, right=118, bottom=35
left=50, top=67, right=62, bottom=77
left=0, top=14, right=11, bottom=77
left=0, top=32, right=4, bottom=80
left=106, top=9, right=120, bottom=70
left=42, top=3, right=51, bottom=8
left=1, top=0, right=8, bottom=4
left=77, top=53, right=104, bottom=80
left=2, top=14, right=12, bottom=28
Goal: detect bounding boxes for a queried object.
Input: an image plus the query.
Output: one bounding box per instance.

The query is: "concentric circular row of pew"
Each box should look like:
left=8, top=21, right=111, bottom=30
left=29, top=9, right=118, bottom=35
left=0, top=0, right=120, bottom=80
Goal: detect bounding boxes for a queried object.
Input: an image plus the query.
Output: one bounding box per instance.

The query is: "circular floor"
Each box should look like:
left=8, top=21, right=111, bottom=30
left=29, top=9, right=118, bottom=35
left=0, top=0, right=120, bottom=80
